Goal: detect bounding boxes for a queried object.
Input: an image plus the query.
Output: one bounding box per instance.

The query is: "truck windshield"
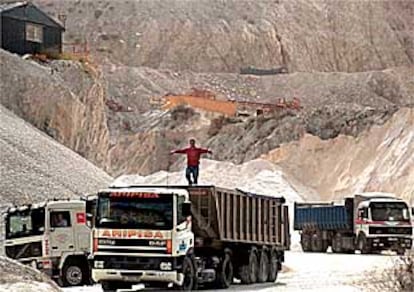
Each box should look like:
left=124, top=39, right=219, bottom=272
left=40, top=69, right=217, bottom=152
left=5, top=208, right=45, bottom=239
left=371, top=202, right=410, bottom=222
left=96, top=194, right=173, bottom=230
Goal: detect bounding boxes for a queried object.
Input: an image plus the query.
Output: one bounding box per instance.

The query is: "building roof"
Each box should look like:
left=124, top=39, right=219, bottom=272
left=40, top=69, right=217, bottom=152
left=0, top=1, right=27, bottom=13
left=0, top=1, right=64, bottom=29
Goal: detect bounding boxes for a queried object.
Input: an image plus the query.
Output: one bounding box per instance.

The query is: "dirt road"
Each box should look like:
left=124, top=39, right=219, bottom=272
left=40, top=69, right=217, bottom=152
left=64, top=250, right=397, bottom=292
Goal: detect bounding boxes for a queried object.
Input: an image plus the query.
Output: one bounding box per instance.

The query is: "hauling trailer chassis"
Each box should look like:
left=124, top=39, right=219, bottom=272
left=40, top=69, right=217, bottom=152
left=94, top=185, right=290, bottom=290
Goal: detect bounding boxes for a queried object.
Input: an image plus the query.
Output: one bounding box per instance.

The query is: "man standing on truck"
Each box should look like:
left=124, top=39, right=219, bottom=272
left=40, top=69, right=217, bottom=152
left=170, top=138, right=212, bottom=185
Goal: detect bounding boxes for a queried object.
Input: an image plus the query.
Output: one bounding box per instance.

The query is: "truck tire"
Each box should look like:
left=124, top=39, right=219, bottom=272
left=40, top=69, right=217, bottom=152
left=396, top=249, right=405, bottom=256
left=301, top=234, right=312, bottom=252
left=215, top=253, right=233, bottom=289
left=239, top=248, right=259, bottom=284
left=257, top=248, right=269, bottom=283
left=61, top=259, right=88, bottom=287
left=357, top=234, right=371, bottom=254
left=332, top=232, right=343, bottom=253
left=179, top=255, right=198, bottom=291
left=267, top=249, right=278, bottom=283
left=101, top=281, right=131, bottom=292
left=311, top=234, right=323, bottom=252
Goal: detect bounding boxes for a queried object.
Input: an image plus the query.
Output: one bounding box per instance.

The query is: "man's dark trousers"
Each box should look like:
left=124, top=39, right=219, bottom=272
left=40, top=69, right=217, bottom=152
left=186, top=166, right=199, bottom=185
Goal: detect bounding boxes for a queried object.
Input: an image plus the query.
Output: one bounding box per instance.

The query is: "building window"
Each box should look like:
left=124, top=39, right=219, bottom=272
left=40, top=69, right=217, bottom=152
left=26, top=23, right=43, bottom=43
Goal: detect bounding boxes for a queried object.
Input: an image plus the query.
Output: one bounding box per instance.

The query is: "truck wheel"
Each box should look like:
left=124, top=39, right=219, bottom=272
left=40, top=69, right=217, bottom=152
left=215, top=253, right=233, bottom=289
left=257, top=249, right=269, bottom=283
left=179, top=255, right=198, bottom=291
left=61, top=259, right=87, bottom=287
left=396, top=249, right=405, bottom=256
left=332, top=233, right=343, bottom=253
left=301, top=234, right=312, bottom=252
left=267, top=249, right=278, bottom=283
left=101, top=281, right=131, bottom=292
left=357, top=234, right=371, bottom=254
left=311, top=234, right=323, bottom=252
left=239, top=248, right=259, bottom=284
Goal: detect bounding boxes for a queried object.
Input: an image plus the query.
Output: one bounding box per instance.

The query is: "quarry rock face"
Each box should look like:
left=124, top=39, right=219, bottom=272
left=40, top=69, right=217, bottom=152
left=0, top=50, right=111, bottom=171
left=0, top=1, right=413, bottom=204
left=263, top=108, right=414, bottom=203
left=36, top=0, right=414, bottom=73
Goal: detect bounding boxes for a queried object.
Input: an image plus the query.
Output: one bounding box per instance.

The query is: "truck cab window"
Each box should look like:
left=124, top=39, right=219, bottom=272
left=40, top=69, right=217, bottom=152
left=6, top=208, right=45, bottom=239
left=371, top=202, right=410, bottom=222
left=50, top=211, right=71, bottom=228
left=177, top=196, right=187, bottom=224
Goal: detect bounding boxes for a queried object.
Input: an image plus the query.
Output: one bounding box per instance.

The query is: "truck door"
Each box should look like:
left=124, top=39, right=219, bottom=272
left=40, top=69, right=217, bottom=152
left=48, top=210, right=75, bottom=256
left=175, top=195, right=194, bottom=256
left=356, top=207, right=369, bottom=235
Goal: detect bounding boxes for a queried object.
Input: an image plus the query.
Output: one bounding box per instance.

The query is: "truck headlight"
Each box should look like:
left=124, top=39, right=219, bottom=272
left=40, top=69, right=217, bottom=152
left=98, top=239, right=116, bottom=245
left=94, top=261, right=104, bottom=269
left=160, top=262, right=172, bottom=271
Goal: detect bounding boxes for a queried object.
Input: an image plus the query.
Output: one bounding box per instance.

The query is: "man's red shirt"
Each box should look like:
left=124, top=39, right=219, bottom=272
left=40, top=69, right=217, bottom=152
left=173, top=147, right=210, bottom=166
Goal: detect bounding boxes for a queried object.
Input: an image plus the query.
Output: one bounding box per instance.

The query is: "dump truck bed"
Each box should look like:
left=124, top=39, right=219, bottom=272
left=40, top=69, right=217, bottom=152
left=187, top=186, right=289, bottom=249
left=294, top=202, right=351, bottom=231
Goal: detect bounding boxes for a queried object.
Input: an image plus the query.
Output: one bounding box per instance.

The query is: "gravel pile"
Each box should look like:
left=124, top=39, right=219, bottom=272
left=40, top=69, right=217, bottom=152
left=0, top=256, right=61, bottom=292
left=0, top=105, right=112, bottom=206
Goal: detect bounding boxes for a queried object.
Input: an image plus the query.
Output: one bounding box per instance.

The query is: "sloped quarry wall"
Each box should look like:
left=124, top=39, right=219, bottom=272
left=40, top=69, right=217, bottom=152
left=264, top=108, right=414, bottom=203
left=0, top=49, right=110, bottom=171
left=36, top=0, right=414, bottom=73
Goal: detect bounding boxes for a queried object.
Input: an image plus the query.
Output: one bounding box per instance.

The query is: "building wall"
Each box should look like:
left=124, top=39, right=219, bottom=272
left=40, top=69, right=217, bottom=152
left=163, top=96, right=237, bottom=116
left=1, top=16, right=26, bottom=55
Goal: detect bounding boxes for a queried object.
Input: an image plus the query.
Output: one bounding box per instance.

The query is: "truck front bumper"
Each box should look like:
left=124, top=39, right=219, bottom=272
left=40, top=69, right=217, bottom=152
left=369, top=237, right=412, bottom=249
left=92, top=269, right=184, bottom=285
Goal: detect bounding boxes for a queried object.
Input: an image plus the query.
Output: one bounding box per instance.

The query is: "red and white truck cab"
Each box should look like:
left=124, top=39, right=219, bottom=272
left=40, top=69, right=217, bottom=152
left=352, top=193, right=412, bottom=254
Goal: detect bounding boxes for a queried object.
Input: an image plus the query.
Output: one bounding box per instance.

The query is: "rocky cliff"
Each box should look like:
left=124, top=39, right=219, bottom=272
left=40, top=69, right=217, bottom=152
left=0, top=49, right=110, bottom=171
left=35, top=0, right=414, bottom=73
left=263, top=108, right=414, bottom=203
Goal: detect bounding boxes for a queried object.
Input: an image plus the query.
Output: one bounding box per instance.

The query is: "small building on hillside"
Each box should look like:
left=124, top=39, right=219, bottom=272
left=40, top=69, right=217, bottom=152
left=0, top=1, right=64, bottom=55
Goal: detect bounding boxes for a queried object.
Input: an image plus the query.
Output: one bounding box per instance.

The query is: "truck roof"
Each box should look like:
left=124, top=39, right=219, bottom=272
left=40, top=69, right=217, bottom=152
left=100, top=185, right=190, bottom=197
left=358, top=197, right=407, bottom=207
left=106, top=185, right=286, bottom=202
left=354, top=192, right=396, bottom=198
left=7, top=199, right=85, bottom=213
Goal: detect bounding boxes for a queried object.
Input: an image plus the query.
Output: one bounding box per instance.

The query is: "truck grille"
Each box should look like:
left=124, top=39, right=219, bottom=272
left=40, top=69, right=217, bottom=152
left=97, top=238, right=168, bottom=254
left=94, top=255, right=176, bottom=270
left=369, top=226, right=413, bottom=235
left=5, top=241, right=42, bottom=259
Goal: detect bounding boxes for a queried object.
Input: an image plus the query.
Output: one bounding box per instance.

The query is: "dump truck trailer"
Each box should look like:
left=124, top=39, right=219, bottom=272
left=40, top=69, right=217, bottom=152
left=91, top=185, right=290, bottom=291
left=294, top=193, right=413, bottom=254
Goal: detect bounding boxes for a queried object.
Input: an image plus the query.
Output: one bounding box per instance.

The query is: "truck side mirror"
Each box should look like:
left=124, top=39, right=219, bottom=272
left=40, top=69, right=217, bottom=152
left=86, top=213, right=93, bottom=227
left=182, top=202, right=191, bottom=217
left=358, top=209, right=365, bottom=219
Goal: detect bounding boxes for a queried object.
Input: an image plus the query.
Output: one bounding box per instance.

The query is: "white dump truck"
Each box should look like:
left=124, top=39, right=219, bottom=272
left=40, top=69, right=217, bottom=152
left=3, top=198, right=95, bottom=286
left=294, top=193, right=413, bottom=254
left=91, top=185, right=290, bottom=291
